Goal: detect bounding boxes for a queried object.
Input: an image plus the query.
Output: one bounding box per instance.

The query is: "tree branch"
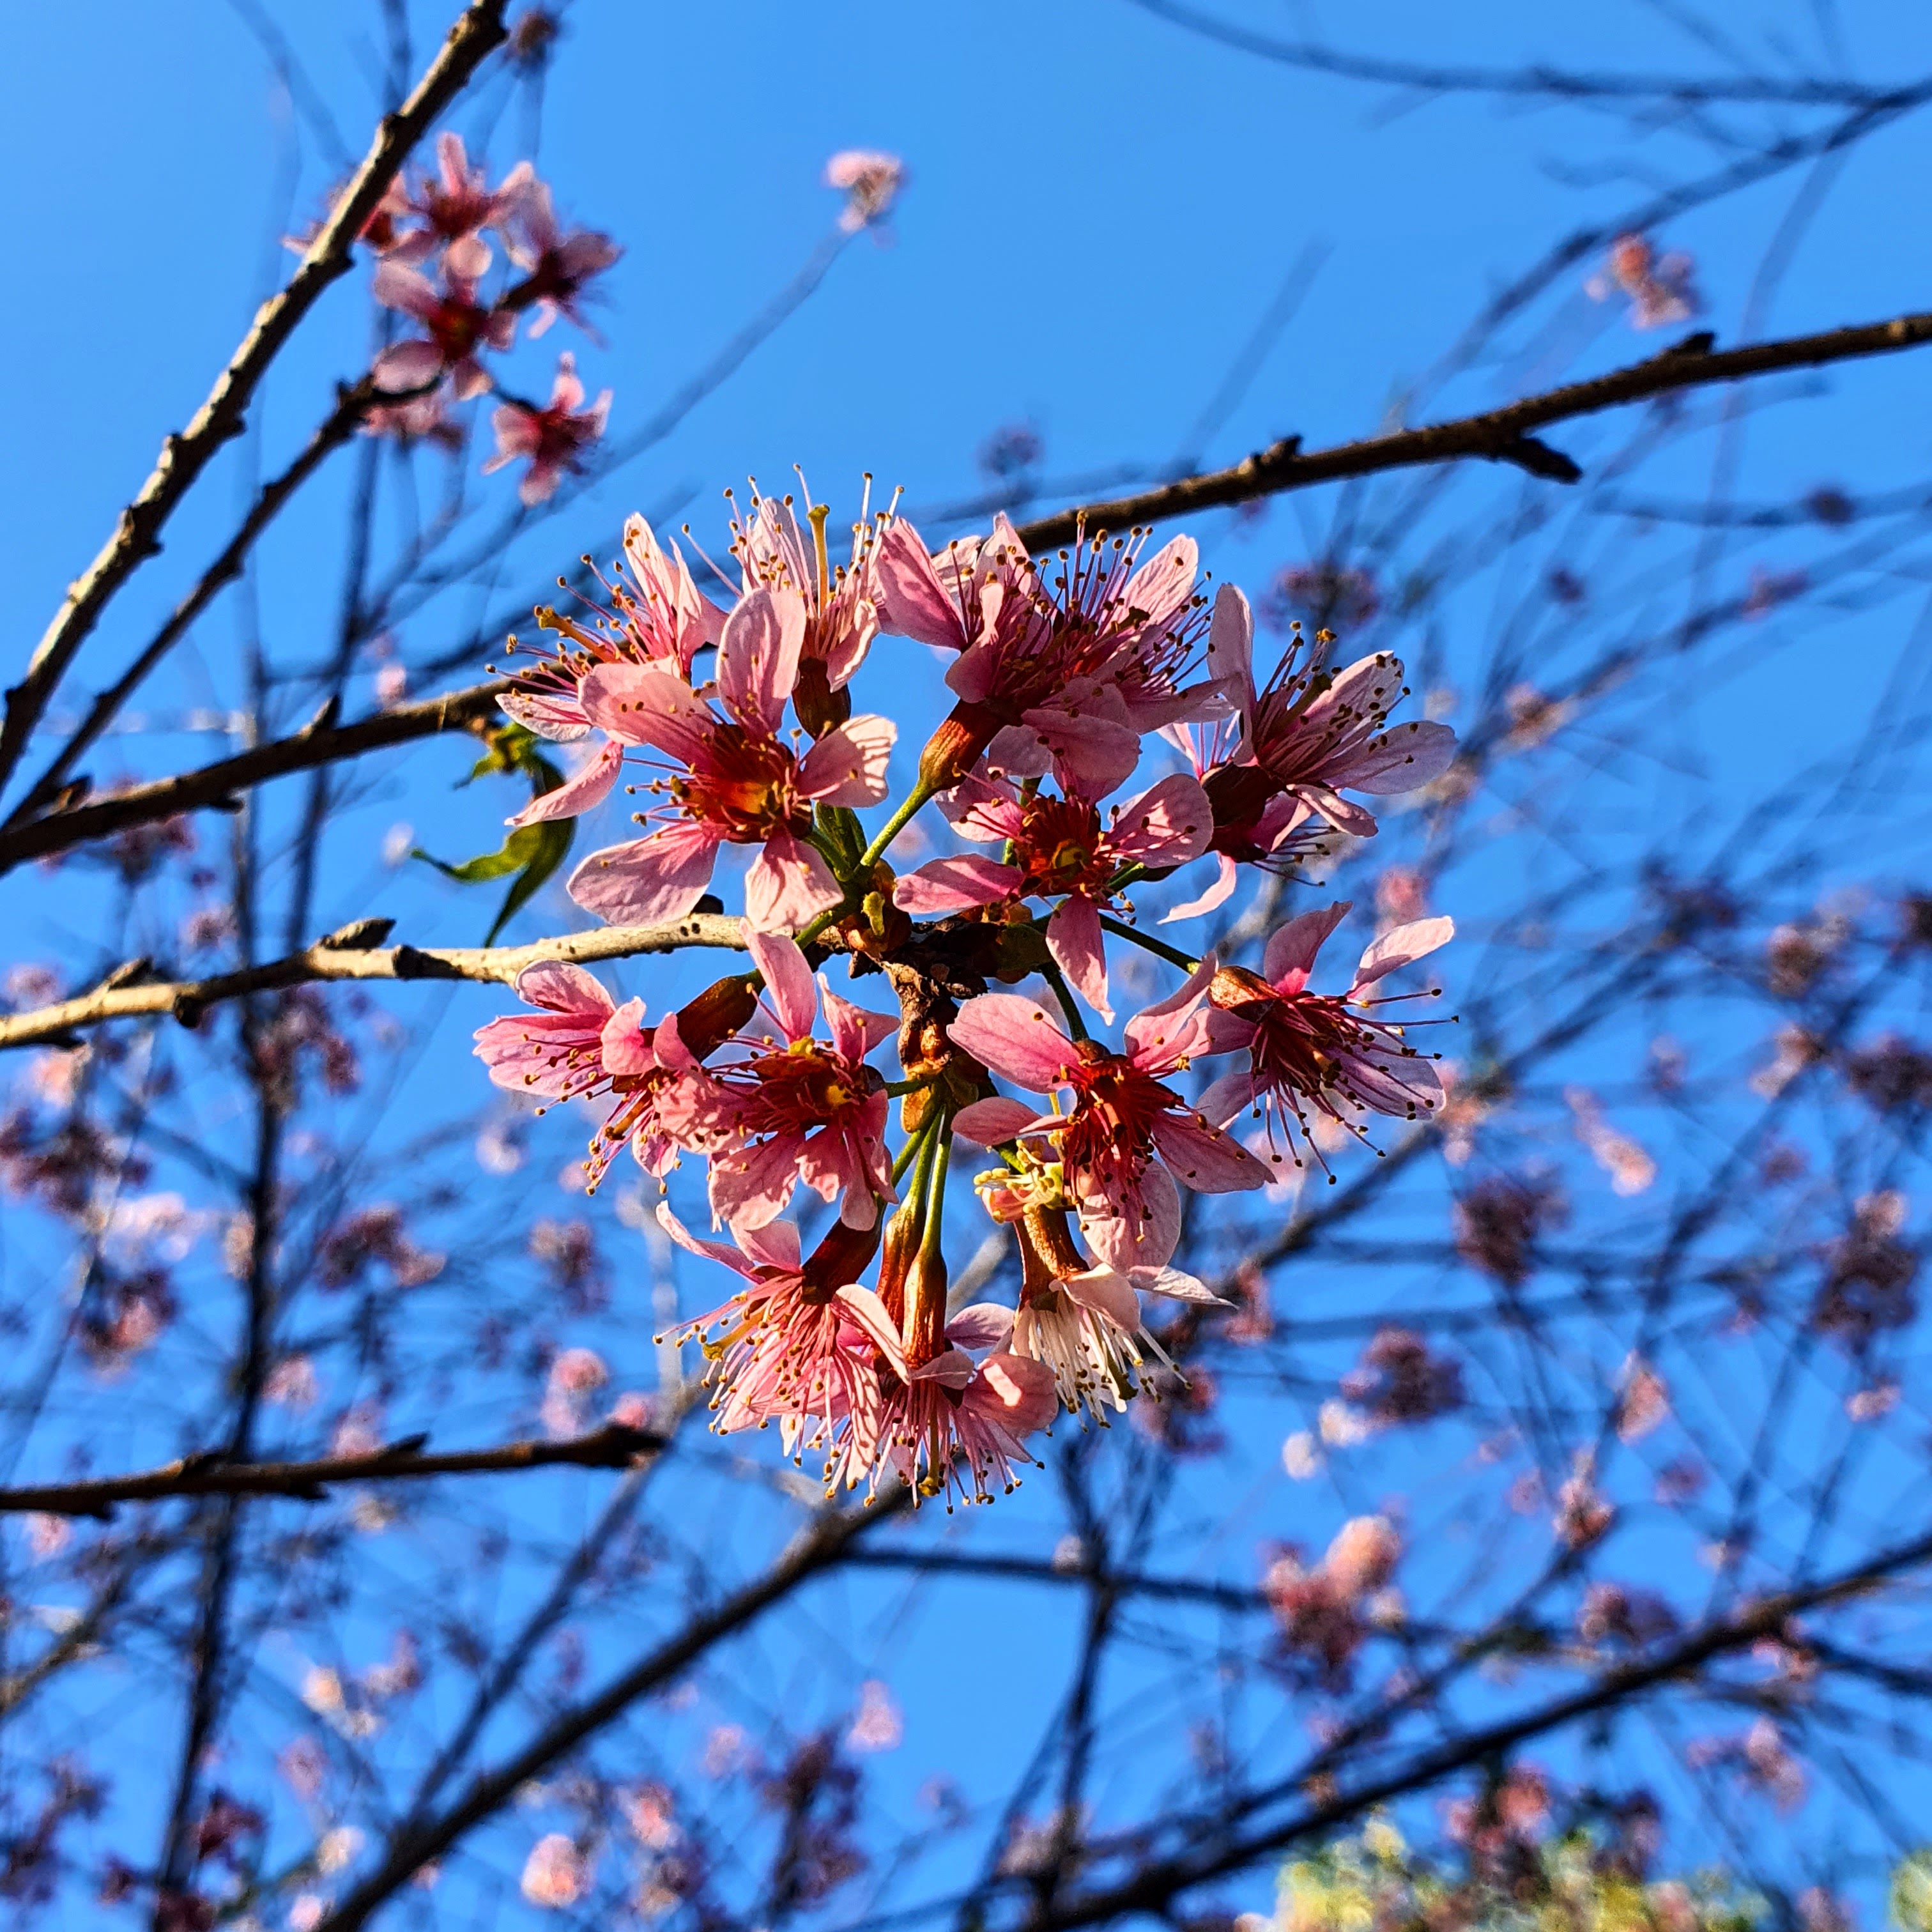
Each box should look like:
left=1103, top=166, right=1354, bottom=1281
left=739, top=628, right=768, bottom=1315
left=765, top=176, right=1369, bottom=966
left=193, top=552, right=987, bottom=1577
left=0, top=912, right=746, bottom=1052
left=0, top=0, right=510, bottom=796
left=0, top=1421, right=668, bottom=1520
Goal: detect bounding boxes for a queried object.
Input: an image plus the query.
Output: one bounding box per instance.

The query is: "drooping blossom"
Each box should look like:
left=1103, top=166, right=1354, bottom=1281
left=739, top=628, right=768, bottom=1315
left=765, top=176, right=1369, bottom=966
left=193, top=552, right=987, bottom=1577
left=521, top=1833, right=590, bottom=1908
left=564, top=592, right=896, bottom=929
left=1261, top=1515, right=1402, bottom=1687
left=876, top=514, right=1230, bottom=797
left=894, top=769, right=1213, bottom=1019
left=951, top=966, right=1269, bottom=1271
left=498, top=512, right=727, bottom=747
left=674, top=931, right=897, bottom=1231
left=484, top=351, right=611, bottom=505
left=825, top=150, right=904, bottom=231
left=726, top=480, right=894, bottom=733
left=1166, top=586, right=1457, bottom=919
left=371, top=261, right=514, bottom=400
left=499, top=165, right=621, bottom=335
left=1197, top=903, right=1453, bottom=1170
left=660, top=1206, right=899, bottom=1468
left=471, top=961, right=746, bottom=1188
left=1587, top=232, right=1701, bottom=330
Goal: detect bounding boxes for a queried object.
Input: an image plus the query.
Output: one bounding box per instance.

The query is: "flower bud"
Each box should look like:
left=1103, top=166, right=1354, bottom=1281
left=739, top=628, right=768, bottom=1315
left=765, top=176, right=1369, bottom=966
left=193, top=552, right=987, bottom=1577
left=799, top=1216, right=883, bottom=1305
left=675, top=974, right=758, bottom=1057
left=917, top=700, right=1000, bottom=795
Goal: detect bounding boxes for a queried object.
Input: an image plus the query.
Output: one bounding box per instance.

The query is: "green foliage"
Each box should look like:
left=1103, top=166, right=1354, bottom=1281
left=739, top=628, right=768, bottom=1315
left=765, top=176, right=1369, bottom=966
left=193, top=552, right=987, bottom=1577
left=1892, top=1851, right=1932, bottom=1932
left=412, top=722, right=577, bottom=945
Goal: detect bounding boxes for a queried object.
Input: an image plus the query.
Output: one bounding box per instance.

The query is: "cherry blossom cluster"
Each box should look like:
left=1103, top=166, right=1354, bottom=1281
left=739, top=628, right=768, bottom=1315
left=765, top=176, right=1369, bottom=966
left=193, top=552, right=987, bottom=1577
left=473, top=489, right=1459, bottom=1504
left=354, top=133, right=620, bottom=498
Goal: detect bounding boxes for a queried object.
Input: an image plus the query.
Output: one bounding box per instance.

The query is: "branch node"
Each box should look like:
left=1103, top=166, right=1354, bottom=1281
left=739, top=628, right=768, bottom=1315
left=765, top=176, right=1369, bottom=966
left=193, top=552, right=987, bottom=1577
left=318, top=917, right=396, bottom=953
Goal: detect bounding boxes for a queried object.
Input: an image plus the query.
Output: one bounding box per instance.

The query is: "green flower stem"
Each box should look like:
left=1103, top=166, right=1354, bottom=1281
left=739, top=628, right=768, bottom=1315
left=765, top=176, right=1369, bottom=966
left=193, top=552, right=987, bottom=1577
left=857, top=778, right=939, bottom=875
left=1096, top=912, right=1200, bottom=974
left=1038, top=956, right=1090, bottom=1041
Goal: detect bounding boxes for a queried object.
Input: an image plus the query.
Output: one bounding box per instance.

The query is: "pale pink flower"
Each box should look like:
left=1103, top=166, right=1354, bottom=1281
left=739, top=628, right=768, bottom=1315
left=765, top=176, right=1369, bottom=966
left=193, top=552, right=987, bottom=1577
left=951, top=965, right=1269, bottom=1271
left=541, top=1346, right=608, bottom=1437
left=264, top=1354, right=320, bottom=1409
left=499, top=165, right=621, bottom=335
left=847, top=1680, right=903, bottom=1752
left=1168, top=587, right=1456, bottom=920
left=680, top=931, right=897, bottom=1230
left=521, top=1832, right=590, bottom=1908
left=564, top=592, right=896, bottom=930
left=825, top=150, right=904, bottom=231
left=472, top=961, right=714, bottom=1188
left=388, top=132, right=520, bottom=278
left=660, top=1204, right=900, bottom=1464
left=484, top=352, right=610, bottom=505
left=1588, top=231, right=1701, bottom=329
left=876, top=514, right=1230, bottom=796
left=894, top=769, right=1212, bottom=1019
left=1566, top=1087, right=1656, bottom=1195
left=371, top=261, right=514, bottom=401
left=499, top=512, right=726, bottom=746
left=1197, top=903, right=1453, bottom=1171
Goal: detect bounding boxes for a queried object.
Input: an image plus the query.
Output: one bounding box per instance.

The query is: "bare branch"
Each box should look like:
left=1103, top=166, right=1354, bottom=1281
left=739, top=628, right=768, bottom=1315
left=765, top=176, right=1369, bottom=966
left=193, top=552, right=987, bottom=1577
left=0, top=1422, right=667, bottom=1519
left=0, top=0, right=511, bottom=795
left=0, top=912, right=747, bottom=1052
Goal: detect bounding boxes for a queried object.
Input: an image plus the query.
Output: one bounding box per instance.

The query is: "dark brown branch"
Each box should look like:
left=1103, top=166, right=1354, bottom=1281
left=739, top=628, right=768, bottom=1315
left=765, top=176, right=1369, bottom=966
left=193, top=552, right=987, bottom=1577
left=0, top=0, right=510, bottom=794
left=0, top=1422, right=667, bottom=1520
left=1013, top=309, right=1932, bottom=549
left=314, top=1494, right=903, bottom=1932
left=6, top=377, right=437, bottom=830
left=0, top=680, right=510, bottom=877
left=0, top=912, right=747, bottom=1052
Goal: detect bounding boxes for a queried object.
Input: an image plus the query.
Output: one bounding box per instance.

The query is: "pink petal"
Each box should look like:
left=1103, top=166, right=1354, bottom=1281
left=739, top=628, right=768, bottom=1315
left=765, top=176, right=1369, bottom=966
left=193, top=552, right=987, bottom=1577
left=507, top=738, right=624, bottom=826
left=797, top=713, right=896, bottom=807
left=953, top=1096, right=1048, bottom=1146
left=1131, top=1264, right=1228, bottom=1305
left=1194, top=1069, right=1255, bottom=1126
left=746, top=928, right=818, bottom=1042
left=512, top=960, right=615, bottom=1016
left=738, top=1218, right=803, bottom=1272
left=1021, top=708, right=1141, bottom=798
left=1160, top=852, right=1239, bottom=924
left=893, top=855, right=1022, bottom=916
left=908, top=1347, right=976, bottom=1388
left=834, top=1285, right=907, bottom=1377
left=709, top=1131, right=807, bottom=1230
left=1331, top=719, right=1459, bottom=794
left=822, top=984, right=896, bottom=1062
left=1046, top=894, right=1112, bottom=1023
left=1078, top=1162, right=1180, bottom=1273
left=1123, top=958, right=1217, bottom=1070
left=947, top=995, right=1078, bottom=1093
left=654, top=1201, right=757, bottom=1279
left=968, top=1352, right=1058, bottom=1434
left=1107, top=773, right=1212, bottom=868
left=1353, top=916, right=1455, bottom=993
left=936, top=772, right=1024, bottom=843
left=372, top=338, right=445, bottom=388
left=983, top=722, right=1052, bottom=781
left=875, top=520, right=967, bottom=652
left=568, top=824, right=721, bottom=924
left=1206, top=583, right=1257, bottom=735
left=599, top=996, right=653, bottom=1075
left=1059, top=1264, right=1140, bottom=1330
left=743, top=831, right=842, bottom=933
left=1121, top=534, right=1198, bottom=631
left=1263, top=902, right=1353, bottom=992
left=581, top=663, right=715, bottom=761
left=946, top=1302, right=1017, bottom=1353
left=1149, top=1109, right=1271, bottom=1193
left=497, top=689, right=591, bottom=743
left=718, top=588, right=804, bottom=736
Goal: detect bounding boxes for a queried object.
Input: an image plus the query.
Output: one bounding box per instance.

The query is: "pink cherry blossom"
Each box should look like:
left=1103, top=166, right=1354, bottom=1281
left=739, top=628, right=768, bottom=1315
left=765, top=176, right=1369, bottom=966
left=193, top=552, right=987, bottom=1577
left=876, top=515, right=1231, bottom=796
left=830, top=1300, right=1057, bottom=1507
left=500, top=512, right=728, bottom=744
left=1197, top=903, right=1453, bottom=1172
left=894, top=770, right=1211, bottom=1020
left=677, top=931, right=898, bottom=1231
left=563, top=592, right=896, bottom=930
left=660, top=1206, right=900, bottom=1469
left=825, top=150, right=904, bottom=231
left=484, top=352, right=611, bottom=505
left=498, top=165, right=622, bottom=336
left=1171, top=586, right=1456, bottom=901
left=949, top=967, right=1268, bottom=1270
left=470, top=960, right=712, bottom=1187
left=388, top=133, right=520, bottom=279
left=371, top=261, right=514, bottom=401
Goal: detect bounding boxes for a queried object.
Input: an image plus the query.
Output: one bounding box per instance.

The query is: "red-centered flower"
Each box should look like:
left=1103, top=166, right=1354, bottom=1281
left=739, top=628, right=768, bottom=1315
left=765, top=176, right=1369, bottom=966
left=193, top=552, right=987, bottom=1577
left=483, top=352, right=611, bottom=507
left=1162, top=586, right=1457, bottom=921
left=1197, top=902, right=1453, bottom=1172
left=824, top=150, right=905, bottom=232
left=678, top=931, right=898, bottom=1231
left=498, top=512, right=727, bottom=750
left=728, top=482, right=894, bottom=732
left=828, top=1298, right=1057, bottom=1508
left=893, top=770, right=1211, bottom=1021
left=562, top=591, right=896, bottom=930
left=371, top=261, right=515, bottom=401
left=949, top=967, right=1268, bottom=1271
left=875, top=514, right=1230, bottom=796
left=498, top=164, right=622, bottom=337
left=659, top=1206, right=900, bottom=1465
left=387, top=132, right=521, bottom=279
left=470, top=961, right=714, bottom=1188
